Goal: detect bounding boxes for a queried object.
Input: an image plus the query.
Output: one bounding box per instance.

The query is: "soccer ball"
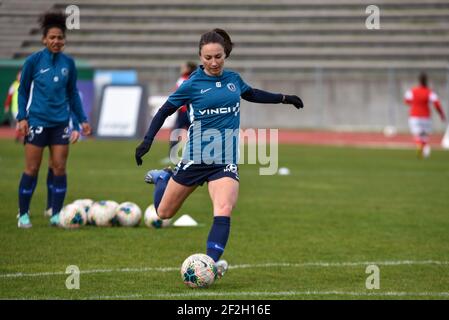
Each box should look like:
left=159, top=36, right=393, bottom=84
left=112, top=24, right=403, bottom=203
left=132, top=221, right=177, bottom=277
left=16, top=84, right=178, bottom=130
left=88, top=200, right=118, bottom=227
left=105, top=200, right=119, bottom=211
left=73, top=199, right=94, bottom=225
left=144, top=204, right=172, bottom=228
left=72, top=199, right=94, bottom=216
left=181, top=253, right=217, bottom=288
left=115, top=202, right=142, bottom=227
left=105, top=200, right=120, bottom=225
left=59, top=203, right=87, bottom=229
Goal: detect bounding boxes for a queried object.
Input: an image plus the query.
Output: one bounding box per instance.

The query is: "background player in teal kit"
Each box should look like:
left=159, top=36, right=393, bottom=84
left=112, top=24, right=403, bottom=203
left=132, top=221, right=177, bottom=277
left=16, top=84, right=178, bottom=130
left=16, top=11, right=91, bottom=228
left=135, top=29, right=303, bottom=278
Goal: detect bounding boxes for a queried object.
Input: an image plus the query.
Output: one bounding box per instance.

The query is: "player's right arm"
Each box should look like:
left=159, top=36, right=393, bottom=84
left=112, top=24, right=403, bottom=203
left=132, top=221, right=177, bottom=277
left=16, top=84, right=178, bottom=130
left=430, top=91, right=446, bottom=122
left=135, top=81, right=191, bottom=166
left=404, top=90, right=413, bottom=107
left=17, top=55, right=35, bottom=135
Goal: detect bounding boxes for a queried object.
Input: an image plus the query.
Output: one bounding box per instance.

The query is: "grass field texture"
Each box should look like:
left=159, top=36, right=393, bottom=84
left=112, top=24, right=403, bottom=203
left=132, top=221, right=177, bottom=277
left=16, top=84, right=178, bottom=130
left=1, top=139, right=449, bottom=299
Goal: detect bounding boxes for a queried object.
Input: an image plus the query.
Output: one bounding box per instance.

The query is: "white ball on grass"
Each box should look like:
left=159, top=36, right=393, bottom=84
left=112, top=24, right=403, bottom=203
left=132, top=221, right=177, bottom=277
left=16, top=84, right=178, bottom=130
left=115, top=202, right=142, bottom=227
left=144, top=204, right=172, bottom=228
left=278, top=167, right=291, bottom=175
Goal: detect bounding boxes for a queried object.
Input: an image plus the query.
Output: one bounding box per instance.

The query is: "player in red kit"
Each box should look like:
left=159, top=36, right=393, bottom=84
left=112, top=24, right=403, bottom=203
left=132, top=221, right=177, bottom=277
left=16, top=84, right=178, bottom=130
left=404, top=73, right=446, bottom=158
left=162, top=61, right=197, bottom=164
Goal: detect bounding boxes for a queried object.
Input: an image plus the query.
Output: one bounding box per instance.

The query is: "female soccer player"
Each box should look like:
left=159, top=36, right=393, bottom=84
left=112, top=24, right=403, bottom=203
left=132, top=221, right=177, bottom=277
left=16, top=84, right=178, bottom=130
left=135, top=29, right=303, bottom=277
left=16, top=11, right=91, bottom=228
left=404, top=73, right=446, bottom=158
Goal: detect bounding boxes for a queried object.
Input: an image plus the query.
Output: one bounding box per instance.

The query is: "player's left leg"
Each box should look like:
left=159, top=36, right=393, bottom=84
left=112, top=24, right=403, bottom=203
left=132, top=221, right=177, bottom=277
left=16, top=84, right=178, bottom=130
left=207, top=177, right=239, bottom=278
left=417, top=131, right=431, bottom=159
left=156, top=177, right=197, bottom=219
left=48, top=144, right=69, bottom=225
left=45, top=154, right=54, bottom=217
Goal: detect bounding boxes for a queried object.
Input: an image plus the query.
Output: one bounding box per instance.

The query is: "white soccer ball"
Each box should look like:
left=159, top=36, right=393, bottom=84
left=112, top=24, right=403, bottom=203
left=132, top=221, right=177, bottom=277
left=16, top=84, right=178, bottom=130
left=278, top=167, right=290, bottom=175
left=72, top=199, right=94, bottom=219
left=59, top=203, right=87, bottom=229
left=105, top=200, right=119, bottom=211
left=180, top=253, right=217, bottom=288
left=88, top=200, right=118, bottom=227
left=115, top=202, right=142, bottom=227
left=144, top=204, right=172, bottom=228
left=105, top=200, right=120, bottom=225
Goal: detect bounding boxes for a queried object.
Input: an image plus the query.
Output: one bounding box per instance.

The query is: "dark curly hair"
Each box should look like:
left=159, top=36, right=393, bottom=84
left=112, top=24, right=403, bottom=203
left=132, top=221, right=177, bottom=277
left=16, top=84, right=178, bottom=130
left=38, top=10, right=67, bottom=37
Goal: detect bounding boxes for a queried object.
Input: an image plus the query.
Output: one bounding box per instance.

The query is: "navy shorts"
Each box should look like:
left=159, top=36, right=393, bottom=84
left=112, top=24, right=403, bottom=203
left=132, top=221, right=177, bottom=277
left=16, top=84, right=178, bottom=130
left=25, top=124, right=71, bottom=147
left=172, top=161, right=239, bottom=187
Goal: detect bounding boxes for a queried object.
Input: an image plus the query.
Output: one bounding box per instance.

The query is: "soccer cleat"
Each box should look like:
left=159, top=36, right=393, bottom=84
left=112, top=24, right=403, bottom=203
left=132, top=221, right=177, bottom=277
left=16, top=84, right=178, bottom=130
left=50, top=213, right=61, bottom=227
left=18, top=213, right=32, bottom=229
left=215, top=260, right=228, bottom=280
left=44, top=207, right=52, bottom=217
left=144, top=167, right=172, bottom=184
left=17, top=210, right=31, bottom=218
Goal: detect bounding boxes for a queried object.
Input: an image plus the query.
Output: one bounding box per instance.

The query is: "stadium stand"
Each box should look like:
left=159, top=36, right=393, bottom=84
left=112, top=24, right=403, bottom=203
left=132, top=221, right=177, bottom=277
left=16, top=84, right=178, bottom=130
left=1, top=0, right=448, bottom=131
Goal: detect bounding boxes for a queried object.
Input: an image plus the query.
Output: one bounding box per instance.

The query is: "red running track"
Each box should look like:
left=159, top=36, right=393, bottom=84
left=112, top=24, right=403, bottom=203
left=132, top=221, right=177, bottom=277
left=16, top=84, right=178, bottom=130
left=0, top=127, right=444, bottom=149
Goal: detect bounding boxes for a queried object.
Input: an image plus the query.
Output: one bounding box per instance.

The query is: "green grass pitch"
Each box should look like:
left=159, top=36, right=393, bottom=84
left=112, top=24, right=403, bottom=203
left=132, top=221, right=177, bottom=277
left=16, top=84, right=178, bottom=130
left=1, top=139, right=449, bottom=299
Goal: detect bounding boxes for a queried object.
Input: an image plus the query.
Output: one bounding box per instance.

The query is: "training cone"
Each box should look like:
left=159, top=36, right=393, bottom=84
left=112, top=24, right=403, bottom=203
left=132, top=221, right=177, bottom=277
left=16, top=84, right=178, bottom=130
left=173, top=214, right=198, bottom=227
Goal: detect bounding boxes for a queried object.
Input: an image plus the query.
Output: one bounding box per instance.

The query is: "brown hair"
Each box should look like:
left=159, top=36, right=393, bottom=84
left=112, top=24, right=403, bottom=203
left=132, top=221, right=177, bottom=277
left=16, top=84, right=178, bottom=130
left=185, top=61, right=197, bottom=76
left=419, top=72, right=428, bottom=87
left=198, top=28, right=234, bottom=58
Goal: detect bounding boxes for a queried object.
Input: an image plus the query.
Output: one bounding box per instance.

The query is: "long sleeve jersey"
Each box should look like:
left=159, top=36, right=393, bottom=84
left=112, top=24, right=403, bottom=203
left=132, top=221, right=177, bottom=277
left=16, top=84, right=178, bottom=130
left=17, top=48, right=87, bottom=127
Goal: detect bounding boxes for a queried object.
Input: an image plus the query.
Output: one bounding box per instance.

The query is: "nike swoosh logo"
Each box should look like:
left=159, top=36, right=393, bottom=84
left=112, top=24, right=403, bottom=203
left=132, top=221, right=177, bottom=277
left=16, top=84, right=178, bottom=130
left=200, top=88, right=212, bottom=94
left=40, top=68, right=50, bottom=74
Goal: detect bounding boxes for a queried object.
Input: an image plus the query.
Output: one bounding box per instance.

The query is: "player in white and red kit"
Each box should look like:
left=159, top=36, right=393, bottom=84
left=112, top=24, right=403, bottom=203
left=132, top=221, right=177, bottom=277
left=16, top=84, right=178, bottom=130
left=404, top=73, right=446, bottom=158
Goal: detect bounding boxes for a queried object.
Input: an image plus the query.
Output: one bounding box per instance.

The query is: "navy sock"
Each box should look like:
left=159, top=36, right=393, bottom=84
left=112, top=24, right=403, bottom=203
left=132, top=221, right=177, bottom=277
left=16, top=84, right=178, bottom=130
left=18, top=173, right=38, bottom=216
left=154, top=170, right=173, bottom=211
left=52, top=175, right=67, bottom=215
left=206, top=216, right=231, bottom=262
left=46, top=168, right=54, bottom=210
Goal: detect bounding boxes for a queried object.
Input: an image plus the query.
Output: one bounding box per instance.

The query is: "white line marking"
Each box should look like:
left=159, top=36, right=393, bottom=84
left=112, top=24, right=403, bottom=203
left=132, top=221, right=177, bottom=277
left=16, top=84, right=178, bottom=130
left=5, top=290, right=449, bottom=300
left=1, top=260, right=448, bottom=279
left=20, top=291, right=447, bottom=300
left=84, top=290, right=449, bottom=300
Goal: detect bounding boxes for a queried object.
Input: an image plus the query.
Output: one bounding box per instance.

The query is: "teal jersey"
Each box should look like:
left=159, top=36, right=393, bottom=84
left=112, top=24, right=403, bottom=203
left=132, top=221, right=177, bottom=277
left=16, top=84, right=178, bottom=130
left=17, top=48, right=87, bottom=127
left=167, top=67, right=251, bottom=164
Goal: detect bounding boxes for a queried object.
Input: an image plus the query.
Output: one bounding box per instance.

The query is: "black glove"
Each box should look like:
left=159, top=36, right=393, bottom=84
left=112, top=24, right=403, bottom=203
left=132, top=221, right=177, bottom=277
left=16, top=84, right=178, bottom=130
left=282, top=95, right=304, bottom=109
left=135, top=141, right=151, bottom=166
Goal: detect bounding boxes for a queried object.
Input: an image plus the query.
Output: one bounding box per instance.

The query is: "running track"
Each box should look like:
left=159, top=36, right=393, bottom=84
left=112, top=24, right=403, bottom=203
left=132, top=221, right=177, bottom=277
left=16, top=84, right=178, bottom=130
left=0, top=127, right=444, bottom=149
